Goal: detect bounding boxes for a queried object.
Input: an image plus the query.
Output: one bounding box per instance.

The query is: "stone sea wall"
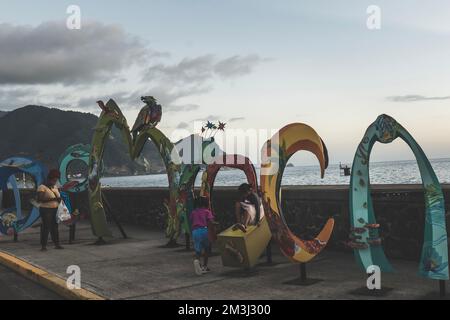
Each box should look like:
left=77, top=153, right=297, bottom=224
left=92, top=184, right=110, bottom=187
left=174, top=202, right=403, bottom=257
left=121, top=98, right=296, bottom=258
left=12, top=185, right=450, bottom=261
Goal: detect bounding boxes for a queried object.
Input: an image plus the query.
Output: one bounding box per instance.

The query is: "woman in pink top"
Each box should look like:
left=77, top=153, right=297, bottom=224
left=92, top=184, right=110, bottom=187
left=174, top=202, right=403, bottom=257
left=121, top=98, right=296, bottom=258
left=190, top=196, right=215, bottom=276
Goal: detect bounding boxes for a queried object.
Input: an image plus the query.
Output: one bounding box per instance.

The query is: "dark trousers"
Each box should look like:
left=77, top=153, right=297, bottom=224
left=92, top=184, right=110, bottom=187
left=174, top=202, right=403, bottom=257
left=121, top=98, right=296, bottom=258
left=39, top=207, right=59, bottom=248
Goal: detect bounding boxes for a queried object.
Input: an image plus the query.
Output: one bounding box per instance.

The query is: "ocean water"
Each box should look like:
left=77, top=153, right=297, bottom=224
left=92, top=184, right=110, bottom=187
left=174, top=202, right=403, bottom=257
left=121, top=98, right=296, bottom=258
left=100, top=158, right=450, bottom=188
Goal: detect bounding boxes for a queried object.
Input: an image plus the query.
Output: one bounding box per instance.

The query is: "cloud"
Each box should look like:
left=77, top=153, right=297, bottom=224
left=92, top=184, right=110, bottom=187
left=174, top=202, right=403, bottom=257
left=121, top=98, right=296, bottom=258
left=228, top=117, right=246, bottom=122
left=143, top=54, right=264, bottom=86
left=76, top=87, right=199, bottom=115
left=139, top=55, right=264, bottom=113
left=165, top=104, right=200, bottom=113
left=0, top=86, right=73, bottom=110
left=143, top=85, right=211, bottom=107
left=194, top=115, right=222, bottom=122
left=76, top=89, right=202, bottom=113
left=387, top=94, right=450, bottom=102
left=0, top=87, right=39, bottom=109
left=0, top=21, right=151, bottom=85
left=76, top=91, right=136, bottom=110
left=74, top=52, right=263, bottom=111
left=145, top=55, right=216, bottom=86
left=176, top=122, right=190, bottom=129
left=214, top=55, right=263, bottom=78
left=0, top=20, right=266, bottom=114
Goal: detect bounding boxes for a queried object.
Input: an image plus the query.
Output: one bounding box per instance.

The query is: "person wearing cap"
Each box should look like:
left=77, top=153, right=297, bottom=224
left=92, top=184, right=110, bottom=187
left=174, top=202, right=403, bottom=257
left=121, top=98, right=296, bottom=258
left=36, top=169, right=64, bottom=251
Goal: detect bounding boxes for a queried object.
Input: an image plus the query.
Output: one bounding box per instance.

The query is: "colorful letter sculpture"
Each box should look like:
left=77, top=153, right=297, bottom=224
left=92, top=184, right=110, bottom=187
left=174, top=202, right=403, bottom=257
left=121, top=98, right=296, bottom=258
left=350, top=114, right=449, bottom=280
left=59, top=143, right=92, bottom=193
left=176, top=163, right=201, bottom=237
left=260, top=123, right=335, bottom=263
left=174, top=135, right=222, bottom=237
left=200, top=153, right=272, bottom=268
left=0, top=157, right=47, bottom=235
left=59, top=143, right=96, bottom=225
left=88, top=97, right=183, bottom=241
left=200, top=154, right=258, bottom=203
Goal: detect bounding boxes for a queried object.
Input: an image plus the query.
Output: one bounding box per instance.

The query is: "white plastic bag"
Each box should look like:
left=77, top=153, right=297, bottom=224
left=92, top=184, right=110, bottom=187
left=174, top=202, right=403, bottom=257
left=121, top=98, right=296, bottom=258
left=56, top=201, right=71, bottom=224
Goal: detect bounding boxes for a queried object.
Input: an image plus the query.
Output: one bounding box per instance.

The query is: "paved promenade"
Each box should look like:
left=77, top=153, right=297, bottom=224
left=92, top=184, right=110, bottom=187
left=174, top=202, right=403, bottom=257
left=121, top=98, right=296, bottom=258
left=0, top=264, right=62, bottom=300
left=0, top=221, right=446, bottom=300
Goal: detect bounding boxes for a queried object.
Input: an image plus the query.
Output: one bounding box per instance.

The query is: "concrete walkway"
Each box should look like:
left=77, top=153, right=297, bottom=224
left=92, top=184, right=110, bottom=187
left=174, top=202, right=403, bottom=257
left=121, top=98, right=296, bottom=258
left=0, top=264, right=63, bottom=300
left=0, top=221, right=446, bottom=300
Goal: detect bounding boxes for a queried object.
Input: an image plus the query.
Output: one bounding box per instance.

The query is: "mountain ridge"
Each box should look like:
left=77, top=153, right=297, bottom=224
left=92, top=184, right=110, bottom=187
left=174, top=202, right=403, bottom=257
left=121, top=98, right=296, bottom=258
left=0, top=105, right=165, bottom=176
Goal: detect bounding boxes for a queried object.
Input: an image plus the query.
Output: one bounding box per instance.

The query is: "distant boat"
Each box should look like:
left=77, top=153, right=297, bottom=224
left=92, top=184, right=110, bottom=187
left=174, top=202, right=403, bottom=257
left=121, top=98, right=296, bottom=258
left=287, top=163, right=295, bottom=168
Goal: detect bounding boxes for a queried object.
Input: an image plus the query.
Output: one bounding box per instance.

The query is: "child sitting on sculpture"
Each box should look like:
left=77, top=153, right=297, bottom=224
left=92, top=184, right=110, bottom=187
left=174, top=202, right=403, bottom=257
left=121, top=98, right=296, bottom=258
left=190, top=196, right=215, bottom=276
left=233, top=183, right=263, bottom=232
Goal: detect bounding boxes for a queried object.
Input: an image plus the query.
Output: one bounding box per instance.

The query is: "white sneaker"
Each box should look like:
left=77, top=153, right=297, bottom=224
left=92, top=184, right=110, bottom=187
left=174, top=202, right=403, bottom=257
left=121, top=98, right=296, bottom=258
left=194, top=259, right=203, bottom=276
left=201, top=266, right=211, bottom=274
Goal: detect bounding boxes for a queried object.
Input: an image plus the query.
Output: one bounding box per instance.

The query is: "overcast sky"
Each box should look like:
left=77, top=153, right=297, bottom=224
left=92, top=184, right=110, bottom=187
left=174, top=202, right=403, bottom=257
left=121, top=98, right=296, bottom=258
left=1, top=0, right=450, bottom=165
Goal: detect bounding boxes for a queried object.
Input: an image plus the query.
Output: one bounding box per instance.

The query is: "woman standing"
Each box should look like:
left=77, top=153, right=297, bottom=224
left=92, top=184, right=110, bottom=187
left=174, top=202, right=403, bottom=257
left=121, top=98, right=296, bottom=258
left=36, top=169, right=63, bottom=251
